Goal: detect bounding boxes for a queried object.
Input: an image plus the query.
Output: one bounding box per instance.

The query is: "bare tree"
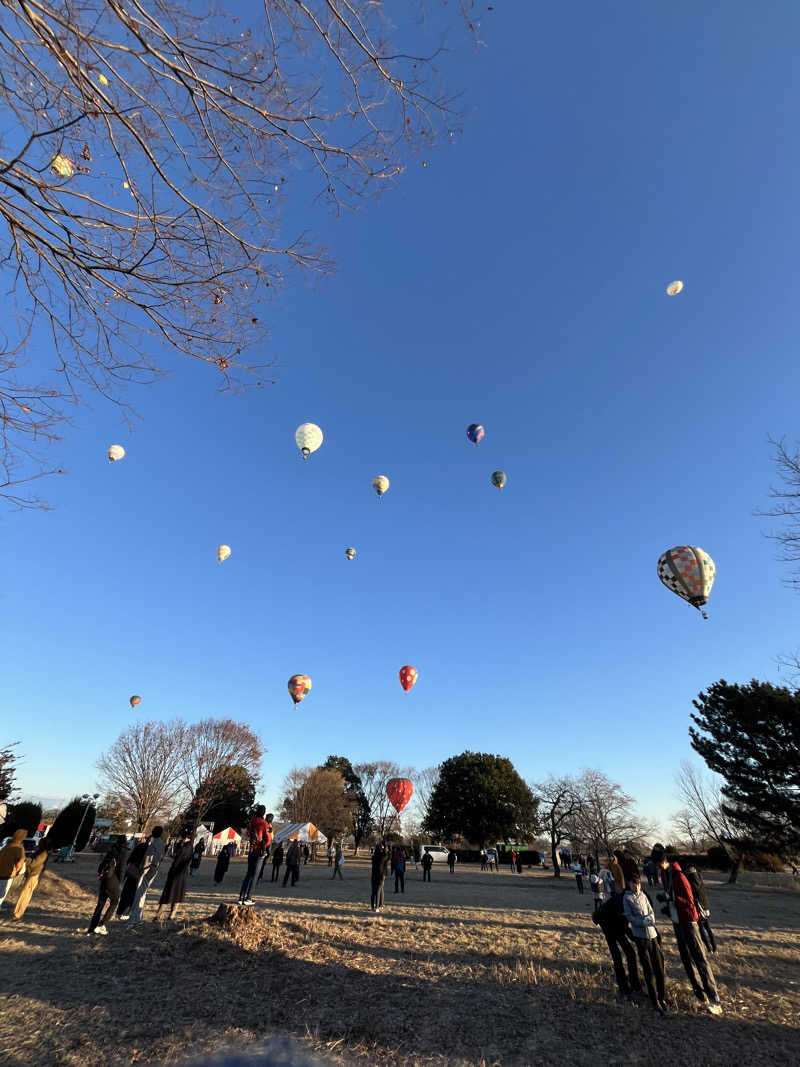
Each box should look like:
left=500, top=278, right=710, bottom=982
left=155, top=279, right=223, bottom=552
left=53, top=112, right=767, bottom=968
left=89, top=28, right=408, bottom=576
left=567, top=769, right=652, bottom=867
left=279, top=766, right=353, bottom=840
left=354, top=760, right=411, bottom=839
left=533, top=774, right=582, bottom=877
left=411, top=764, right=440, bottom=827
left=0, top=0, right=472, bottom=506
left=670, top=807, right=707, bottom=852
left=96, top=719, right=185, bottom=831
left=674, top=760, right=742, bottom=881
left=178, top=718, right=263, bottom=825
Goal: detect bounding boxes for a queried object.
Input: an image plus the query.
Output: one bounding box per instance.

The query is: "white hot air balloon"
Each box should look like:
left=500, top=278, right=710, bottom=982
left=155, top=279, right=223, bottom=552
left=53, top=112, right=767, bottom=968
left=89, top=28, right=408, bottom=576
left=372, top=475, right=390, bottom=499
left=107, top=444, right=125, bottom=462
left=666, top=280, right=684, bottom=296
left=295, top=423, right=323, bottom=459
left=217, top=545, right=231, bottom=564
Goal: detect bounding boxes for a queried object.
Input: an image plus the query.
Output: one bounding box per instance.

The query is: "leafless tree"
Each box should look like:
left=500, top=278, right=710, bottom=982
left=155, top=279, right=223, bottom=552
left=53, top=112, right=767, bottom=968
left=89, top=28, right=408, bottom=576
left=354, top=760, right=411, bottom=839
left=533, top=774, right=582, bottom=877
left=567, top=769, right=652, bottom=867
left=279, top=765, right=353, bottom=840
left=96, top=719, right=185, bottom=831
left=178, top=717, right=263, bottom=821
left=0, top=0, right=474, bottom=506
left=674, top=760, right=742, bottom=881
left=410, top=764, right=440, bottom=827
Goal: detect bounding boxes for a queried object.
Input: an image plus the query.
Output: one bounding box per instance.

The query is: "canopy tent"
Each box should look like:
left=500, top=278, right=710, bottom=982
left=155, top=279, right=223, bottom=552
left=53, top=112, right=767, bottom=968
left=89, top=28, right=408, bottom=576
left=272, top=821, right=327, bottom=846
left=212, top=826, right=242, bottom=844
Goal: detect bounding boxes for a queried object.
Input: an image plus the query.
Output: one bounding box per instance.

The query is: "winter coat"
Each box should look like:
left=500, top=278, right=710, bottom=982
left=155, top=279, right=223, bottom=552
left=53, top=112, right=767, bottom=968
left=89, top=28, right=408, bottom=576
left=213, top=848, right=231, bottom=883
left=660, top=861, right=698, bottom=924
left=421, top=853, right=434, bottom=871
left=595, top=890, right=634, bottom=941
left=685, top=866, right=709, bottom=912
left=610, top=856, right=625, bottom=888
left=98, top=840, right=127, bottom=888
left=623, top=887, right=658, bottom=940
left=272, top=844, right=285, bottom=866
left=0, top=830, right=27, bottom=878
left=159, top=840, right=193, bottom=905
left=285, top=841, right=301, bottom=868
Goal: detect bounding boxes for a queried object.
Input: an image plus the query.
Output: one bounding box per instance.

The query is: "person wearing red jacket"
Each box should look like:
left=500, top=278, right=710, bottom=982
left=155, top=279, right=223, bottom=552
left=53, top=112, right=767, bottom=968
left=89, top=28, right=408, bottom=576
left=238, top=806, right=273, bottom=905
left=651, top=844, right=721, bottom=1013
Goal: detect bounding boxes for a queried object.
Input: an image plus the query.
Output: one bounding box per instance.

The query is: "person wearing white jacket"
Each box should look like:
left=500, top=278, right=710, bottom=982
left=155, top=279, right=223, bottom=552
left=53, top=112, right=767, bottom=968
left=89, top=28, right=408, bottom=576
left=623, top=873, right=668, bottom=1016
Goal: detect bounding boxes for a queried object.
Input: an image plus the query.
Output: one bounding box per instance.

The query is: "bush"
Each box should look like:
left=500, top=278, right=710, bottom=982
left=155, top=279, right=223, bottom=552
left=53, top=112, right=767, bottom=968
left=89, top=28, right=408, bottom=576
left=742, top=851, right=785, bottom=872
left=1, top=800, right=42, bottom=837
left=706, top=846, right=732, bottom=870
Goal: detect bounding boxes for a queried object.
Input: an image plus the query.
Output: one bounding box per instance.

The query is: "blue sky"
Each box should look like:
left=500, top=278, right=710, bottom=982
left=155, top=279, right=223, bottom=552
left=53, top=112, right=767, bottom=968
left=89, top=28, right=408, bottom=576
left=5, top=1, right=800, bottom=833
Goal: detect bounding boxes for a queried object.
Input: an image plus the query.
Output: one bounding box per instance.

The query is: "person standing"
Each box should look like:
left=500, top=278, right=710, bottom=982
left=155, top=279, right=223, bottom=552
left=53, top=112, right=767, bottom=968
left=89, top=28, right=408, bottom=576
left=189, top=840, right=205, bottom=877
left=480, top=849, right=487, bottom=871
left=394, top=847, right=406, bottom=894
left=684, top=863, right=717, bottom=954
left=448, top=848, right=457, bottom=874
left=303, top=844, right=310, bottom=866
left=623, top=873, right=668, bottom=1016
left=238, top=805, right=273, bottom=905
left=117, top=837, right=150, bottom=918
left=13, top=837, right=56, bottom=919
left=610, top=850, right=626, bottom=892
left=283, top=840, right=301, bottom=887
left=574, top=861, right=585, bottom=895
left=214, top=842, right=233, bottom=885
left=370, top=842, right=389, bottom=910
left=270, top=842, right=285, bottom=882
left=652, top=845, right=722, bottom=1013
left=643, top=858, right=657, bottom=887
left=592, top=890, right=642, bottom=1002
left=153, top=832, right=193, bottom=922
left=516, top=852, right=523, bottom=874
left=327, top=844, right=333, bottom=867
left=331, top=842, right=344, bottom=880
left=0, top=830, right=28, bottom=911
left=421, top=850, right=433, bottom=883
left=128, top=826, right=166, bottom=925
left=87, top=835, right=128, bottom=936
left=510, top=849, right=517, bottom=873
left=590, top=873, right=605, bottom=912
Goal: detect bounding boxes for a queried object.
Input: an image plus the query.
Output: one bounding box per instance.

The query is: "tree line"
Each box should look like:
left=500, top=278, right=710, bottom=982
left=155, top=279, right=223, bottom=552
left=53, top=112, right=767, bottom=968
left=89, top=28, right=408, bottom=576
left=2, top=676, right=797, bottom=872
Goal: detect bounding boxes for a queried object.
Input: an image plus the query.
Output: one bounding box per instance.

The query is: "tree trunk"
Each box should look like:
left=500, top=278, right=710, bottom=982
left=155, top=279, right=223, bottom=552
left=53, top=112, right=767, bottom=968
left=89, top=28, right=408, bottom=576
left=550, top=839, right=561, bottom=877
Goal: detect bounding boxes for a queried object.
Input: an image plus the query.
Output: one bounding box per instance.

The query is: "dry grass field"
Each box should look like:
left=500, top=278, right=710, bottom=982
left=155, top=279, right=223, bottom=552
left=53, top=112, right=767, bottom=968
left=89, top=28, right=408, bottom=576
left=1, top=856, right=798, bottom=1066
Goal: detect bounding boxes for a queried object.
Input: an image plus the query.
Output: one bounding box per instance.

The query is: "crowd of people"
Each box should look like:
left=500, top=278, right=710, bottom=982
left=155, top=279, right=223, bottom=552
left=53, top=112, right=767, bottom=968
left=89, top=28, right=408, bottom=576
left=590, top=845, right=722, bottom=1017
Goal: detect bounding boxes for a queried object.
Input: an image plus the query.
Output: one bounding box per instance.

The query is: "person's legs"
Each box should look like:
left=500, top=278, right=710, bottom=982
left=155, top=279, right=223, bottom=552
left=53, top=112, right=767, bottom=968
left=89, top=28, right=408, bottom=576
left=98, top=887, right=120, bottom=928
left=12, top=875, right=40, bottom=919
left=291, top=865, right=299, bottom=886
left=649, top=940, right=666, bottom=1004
left=282, top=866, right=290, bottom=887
left=239, top=850, right=260, bottom=902
left=698, top=916, right=717, bottom=953
left=129, top=867, right=157, bottom=923
left=672, top=922, right=705, bottom=998
left=87, top=887, right=110, bottom=932
left=0, top=877, right=13, bottom=909
left=633, top=938, right=657, bottom=1006
left=602, top=928, right=631, bottom=996
left=399, top=870, right=404, bottom=893
left=377, top=881, right=384, bottom=909
left=617, top=931, right=642, bottom=993
left=682, top=922, right=719, bottom=1000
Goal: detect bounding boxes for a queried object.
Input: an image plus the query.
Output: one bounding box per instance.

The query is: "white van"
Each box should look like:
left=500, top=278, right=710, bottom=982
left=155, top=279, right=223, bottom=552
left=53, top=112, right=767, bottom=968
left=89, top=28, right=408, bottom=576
left=419, top=845, right=450, bottom=863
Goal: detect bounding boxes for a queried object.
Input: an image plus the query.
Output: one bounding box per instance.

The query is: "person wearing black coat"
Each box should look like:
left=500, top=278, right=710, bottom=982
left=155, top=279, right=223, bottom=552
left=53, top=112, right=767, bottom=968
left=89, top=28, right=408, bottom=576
left=370, top=843, right=389, bottom=910
left=117, top=838, right=150, bottom=918
left=87, top=835, right=128, bottom=935
left=214, top=843, right=233, bottom=885
left=592, top=891, right=642, bottom=1000
left=270, top=843, right=285, bottom=882
left=685, top=864, right=717, bottom=953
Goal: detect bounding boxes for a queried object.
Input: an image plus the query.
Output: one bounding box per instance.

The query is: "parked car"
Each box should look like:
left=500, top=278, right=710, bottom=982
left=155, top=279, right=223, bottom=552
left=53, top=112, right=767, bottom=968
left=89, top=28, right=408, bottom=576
left=1, top=836, right=38, bottom=856
left=419, top=845, right=450, bottom=863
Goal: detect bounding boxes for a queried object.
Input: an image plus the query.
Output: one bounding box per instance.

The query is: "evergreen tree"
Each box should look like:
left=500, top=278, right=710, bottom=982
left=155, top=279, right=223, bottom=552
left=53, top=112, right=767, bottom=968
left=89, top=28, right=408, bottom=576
left=690, top=679, right=800, bottom=854
left=2, top=800, right=42, bottom=838
left=49, top=797, right=96, bottom=851
left=423, top=751, right=538, bottom=847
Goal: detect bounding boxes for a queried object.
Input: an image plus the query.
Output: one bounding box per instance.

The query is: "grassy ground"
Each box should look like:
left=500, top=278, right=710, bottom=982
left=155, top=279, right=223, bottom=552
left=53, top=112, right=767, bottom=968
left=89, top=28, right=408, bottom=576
left=0, top=855, right=798, bottom=1066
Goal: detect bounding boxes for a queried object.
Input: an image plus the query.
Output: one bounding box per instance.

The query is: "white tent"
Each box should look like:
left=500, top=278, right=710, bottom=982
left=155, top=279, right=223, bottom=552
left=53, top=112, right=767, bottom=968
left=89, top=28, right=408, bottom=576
left=272, top=821, right=328, bottom=846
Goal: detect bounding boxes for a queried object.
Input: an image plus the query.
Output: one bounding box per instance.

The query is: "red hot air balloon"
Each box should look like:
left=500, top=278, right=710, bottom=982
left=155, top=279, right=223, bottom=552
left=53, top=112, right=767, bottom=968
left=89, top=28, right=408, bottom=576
left=386, top=778, right=414, bottom=814
left=130, top=695, right=142, bottom=708
left=398, top=665, right=418, bottom=692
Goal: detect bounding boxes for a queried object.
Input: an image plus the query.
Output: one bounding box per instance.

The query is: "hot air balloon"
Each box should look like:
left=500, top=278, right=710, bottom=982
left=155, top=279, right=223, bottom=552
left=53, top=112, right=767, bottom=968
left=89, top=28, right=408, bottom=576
left=107, top=444, right=125, bottom=462
left=466, top=423, right=485, bottom=445
left=50, top=154, right=75, bottom=178
left=288, top=674, right=312, bottom=705
left=345, top=547, right=356, bottom=561
left=295, top=423, right=323, bottom=459
left=666, top=280, right=684, bottom=296
left=398, top=665, right=418, bottom=692
left=372, top=475, right=390, bottom=499
left=657, top=546, right=716, bottom=619
left=386, top=778, right=414, bottom=814
left=130, top=695, right=142, bottom=708
left=491, top=470, right=507, bottom=490
left=217, top=545, right=231, bottom=563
